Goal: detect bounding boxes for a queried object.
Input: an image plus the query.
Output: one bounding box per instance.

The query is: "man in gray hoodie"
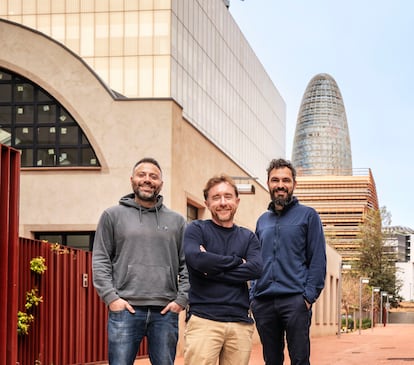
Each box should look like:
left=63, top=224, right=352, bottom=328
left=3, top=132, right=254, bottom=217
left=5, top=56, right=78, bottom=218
left=92, top=157, right=189, bottom=365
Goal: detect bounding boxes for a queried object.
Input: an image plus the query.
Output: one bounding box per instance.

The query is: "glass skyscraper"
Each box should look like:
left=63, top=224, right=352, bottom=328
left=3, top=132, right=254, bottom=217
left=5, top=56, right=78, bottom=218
left=292, top=73, right=352, bottom=175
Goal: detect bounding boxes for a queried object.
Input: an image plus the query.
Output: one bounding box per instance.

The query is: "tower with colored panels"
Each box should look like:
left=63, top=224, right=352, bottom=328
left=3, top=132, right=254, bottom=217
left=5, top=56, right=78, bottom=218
left=292, top=73, right=352, bottom=175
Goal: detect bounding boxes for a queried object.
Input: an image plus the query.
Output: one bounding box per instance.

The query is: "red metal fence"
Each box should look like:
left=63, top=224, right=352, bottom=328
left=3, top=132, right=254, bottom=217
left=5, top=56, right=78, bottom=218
left=0, top=144, right=20, bottom=365
left=17, top=238, right=149, bottom=365
left=17, top=238, right=109, bottom=365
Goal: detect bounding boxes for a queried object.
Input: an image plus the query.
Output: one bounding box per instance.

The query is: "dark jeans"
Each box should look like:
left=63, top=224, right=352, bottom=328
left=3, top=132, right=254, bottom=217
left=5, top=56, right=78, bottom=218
left=108, top=306, right=178, bottom=365
left=252, top=294, right=312, bottom=365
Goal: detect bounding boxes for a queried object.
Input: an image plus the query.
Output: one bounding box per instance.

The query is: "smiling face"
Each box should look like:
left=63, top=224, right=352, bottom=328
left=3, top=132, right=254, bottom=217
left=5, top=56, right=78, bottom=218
left=267, top=166, right=296, bottom=210
left=205, top=181, right=240, bottom=227
left=130, top=162, right=163, bottom=207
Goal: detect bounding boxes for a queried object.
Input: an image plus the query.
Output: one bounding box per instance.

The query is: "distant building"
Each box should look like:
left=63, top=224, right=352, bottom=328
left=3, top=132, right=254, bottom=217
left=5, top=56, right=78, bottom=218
left=292, top=73, right=352, bottom=175
left=294, top=169, right=379, bottom=264
left=291, top=73, right=379, bottom=265
left=385, top=226, right=414, bottom=301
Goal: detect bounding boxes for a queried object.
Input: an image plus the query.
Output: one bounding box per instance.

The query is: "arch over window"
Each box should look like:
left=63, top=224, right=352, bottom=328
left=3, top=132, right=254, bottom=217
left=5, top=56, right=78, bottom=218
left=0, top=67, right=99, bottom=168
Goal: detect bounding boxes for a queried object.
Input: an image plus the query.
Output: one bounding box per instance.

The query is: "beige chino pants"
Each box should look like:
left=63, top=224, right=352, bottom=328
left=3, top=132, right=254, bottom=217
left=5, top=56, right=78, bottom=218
left=184, top=314, right=254, bottom=365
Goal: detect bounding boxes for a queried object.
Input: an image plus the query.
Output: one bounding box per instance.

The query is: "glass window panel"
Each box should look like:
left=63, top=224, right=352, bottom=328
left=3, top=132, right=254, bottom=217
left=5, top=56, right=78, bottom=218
left=37, top=234, right=63, bottom=244
left=154, top=10, right=170, bottom=54
left=60, top=126, right=78, bottom=144
left=37, top=0, right=51, bottom=13
left=66, top=0, right=80, bottom=13
left=0, top=127, right=12, bottom=145
left=81, top=147, right=98, bottom=166
left=0, top=71, right=12, bottom=80
left=95, top=12, right=109, bottom=57
left=186, top=204, right=198, bottom=222
left=51, top=14, right=65, bottom=41
left=0, top=105, right=12, bottom=124
left=15, top=105, right=34, bottom=124
left=125, top=12, right=139, bottom=55
left=80, top=13, right=95, bottom=57
left=139, top=56, right=153, bottom=96
left=37, top=148, right=57, bottom=166
left=0, top=84, right=11, bottom=102
left=20, top=149, right=33, bottom=167
left=37, top=89, right=52, bottom=102
left=22, top=0, right=36, bottom=14
left=154, top=0, right=171, bottom=9
left=37, top=126, right=57, bottom=144
left=140, top=0, right=154, bottom=10
left=66, top=234, right=90, bottom=250
left=124, top=57, right=139, bottom=95
left=95, top=0, right=109, bottom=12
left=59, top=148, right=77, bottom=165
left=15, top=83, right=34, bottom=102
left=15, top=127, right=33, bottom=145
left=66, top=14, right=80, bottom=53
left=154, top=55, right=170, bottom=96
left=138, top=11, right=154, bottom=55
left=109, top=57, right=123, bottom=92
left=125, top=0, right=139, bottom=11
left=59, top=109, right=75, bottom=123
left=37, top=104, right=56, bottom=123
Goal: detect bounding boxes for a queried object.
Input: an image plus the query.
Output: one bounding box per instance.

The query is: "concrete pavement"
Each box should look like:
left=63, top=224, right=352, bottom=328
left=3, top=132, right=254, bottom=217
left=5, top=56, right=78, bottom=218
left=133, top=323, right=414, bottom=364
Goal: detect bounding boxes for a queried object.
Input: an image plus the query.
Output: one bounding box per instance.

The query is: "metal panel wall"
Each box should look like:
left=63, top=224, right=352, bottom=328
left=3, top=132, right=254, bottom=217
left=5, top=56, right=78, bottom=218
left=17, top=239, right=107, bottom=364
left=17, top=238, right=148, bottom=364
left=0, top=144, right=20, bottom=365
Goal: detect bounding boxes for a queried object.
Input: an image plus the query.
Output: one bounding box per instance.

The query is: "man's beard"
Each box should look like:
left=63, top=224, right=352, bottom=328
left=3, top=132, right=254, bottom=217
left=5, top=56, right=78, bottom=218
left=134, top=184, right=160, bottom=202
left=271, top=188, right=292, bottom=208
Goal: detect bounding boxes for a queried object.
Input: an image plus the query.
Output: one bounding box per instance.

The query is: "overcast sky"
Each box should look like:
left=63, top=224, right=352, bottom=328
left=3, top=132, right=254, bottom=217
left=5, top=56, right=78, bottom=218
left=229, top=0, right=414, bottom=228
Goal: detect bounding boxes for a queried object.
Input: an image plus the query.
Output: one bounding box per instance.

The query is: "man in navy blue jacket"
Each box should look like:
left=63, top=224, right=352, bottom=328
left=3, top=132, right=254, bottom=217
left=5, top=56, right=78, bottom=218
left=251, top=158, right=326, bottom=365
left=184, top=174, right=263, bottom=365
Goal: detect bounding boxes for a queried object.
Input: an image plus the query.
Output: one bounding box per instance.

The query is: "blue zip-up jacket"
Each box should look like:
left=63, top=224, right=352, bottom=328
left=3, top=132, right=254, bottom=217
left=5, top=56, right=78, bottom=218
left=251, top=197, right=326, bottom=304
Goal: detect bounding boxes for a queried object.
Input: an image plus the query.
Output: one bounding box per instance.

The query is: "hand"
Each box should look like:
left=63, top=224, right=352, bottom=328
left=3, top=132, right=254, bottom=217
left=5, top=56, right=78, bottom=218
left=304, top=299, right=311, bottom=310
left=161, top=301, right=184, bottom=314
left=109, top=298, right=135, bottom=313
left=199, top=245, right=208, bottom=275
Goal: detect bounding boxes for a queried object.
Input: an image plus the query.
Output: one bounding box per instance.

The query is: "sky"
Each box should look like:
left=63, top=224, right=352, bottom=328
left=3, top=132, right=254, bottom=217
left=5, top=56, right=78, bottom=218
left=229, top=0, right=414, bottom=228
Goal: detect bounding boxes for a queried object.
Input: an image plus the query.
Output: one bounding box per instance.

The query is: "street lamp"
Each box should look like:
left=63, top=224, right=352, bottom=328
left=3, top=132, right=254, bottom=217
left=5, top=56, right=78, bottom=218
left=337, top=263, right=352, bottom=338
left=359, top=277, right=369, bottom=335
left=380, top=291, right=387, bottom=325
left=386, top=295, right=393, bottom=324
left=371, top=287, right=380, bottom=331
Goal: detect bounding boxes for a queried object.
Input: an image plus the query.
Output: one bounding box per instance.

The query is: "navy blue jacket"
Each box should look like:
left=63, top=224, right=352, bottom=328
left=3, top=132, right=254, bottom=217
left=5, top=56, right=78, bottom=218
left=184, top=220, right=263, bottom=323
left=251, top=197, right=326, bottom=304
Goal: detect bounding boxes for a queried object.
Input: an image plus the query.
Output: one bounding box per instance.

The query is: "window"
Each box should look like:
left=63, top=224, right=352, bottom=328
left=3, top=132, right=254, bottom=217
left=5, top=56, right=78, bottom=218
left=186, top=203, right=198, bottom=222
left=0, top=67, right=99, bottom=167
left=35, top=231, right=95, bottom=251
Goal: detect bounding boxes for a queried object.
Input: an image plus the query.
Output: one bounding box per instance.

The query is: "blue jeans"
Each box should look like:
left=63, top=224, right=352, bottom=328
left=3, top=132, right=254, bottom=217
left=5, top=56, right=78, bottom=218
left=252, top=294, right=312, bottom=365
left=108, top=306, right=178, bottom=365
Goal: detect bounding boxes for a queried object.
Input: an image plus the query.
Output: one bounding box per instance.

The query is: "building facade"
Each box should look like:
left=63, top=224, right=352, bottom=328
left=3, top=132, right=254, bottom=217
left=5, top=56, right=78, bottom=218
left=294, top=169, right=379, bottom=265
left=385, top=226, right=414, bottom=301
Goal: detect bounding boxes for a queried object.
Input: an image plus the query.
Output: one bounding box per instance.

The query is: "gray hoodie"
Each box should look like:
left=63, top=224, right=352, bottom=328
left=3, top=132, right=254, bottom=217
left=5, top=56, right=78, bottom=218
left=92, top=193, right=189, bottom=308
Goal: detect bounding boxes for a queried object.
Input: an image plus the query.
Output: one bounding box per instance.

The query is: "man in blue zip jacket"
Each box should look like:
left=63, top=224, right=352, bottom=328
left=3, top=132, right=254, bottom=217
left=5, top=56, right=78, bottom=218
left=184, top=174, right=263, bottom=365
left=251, top=158, right=326, bottom=365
